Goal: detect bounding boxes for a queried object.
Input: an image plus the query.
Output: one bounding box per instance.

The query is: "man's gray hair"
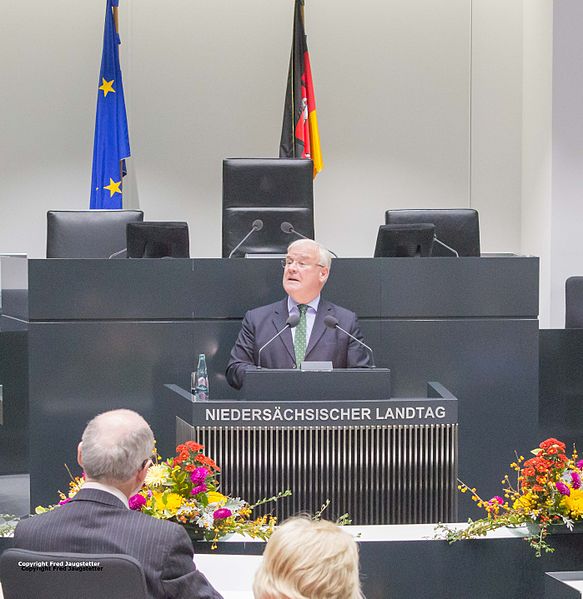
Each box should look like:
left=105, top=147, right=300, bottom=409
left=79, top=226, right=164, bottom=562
left=81, top=409, right=154, bottom=483
left=287, top=239, right=333, bottom=269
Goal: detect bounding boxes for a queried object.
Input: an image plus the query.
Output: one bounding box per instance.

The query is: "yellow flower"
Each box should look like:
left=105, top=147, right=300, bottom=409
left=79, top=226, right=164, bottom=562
left=513, top=493, right=534, bottom=512
left=207, top=491, right=227, bottom=505
left=145, top=464, right=169, bottom=487
left=164, top=493, right=183, bottom=513
left=563, top=489, right=583, bottom=518
left=153, top=491, right=183, bottom=515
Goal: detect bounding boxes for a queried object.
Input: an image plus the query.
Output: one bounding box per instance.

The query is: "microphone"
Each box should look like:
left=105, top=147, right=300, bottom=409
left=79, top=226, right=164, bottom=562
left=108, top=248, right=127, bottom=259
left=280, top=222, right=339, bottom=258
left=257, top=313, right=300, bottom=369
left=280, top=221, right=306, bottom=237
left=323, top=315, right=376, bottom=368
left=228, top=219, right=264, bottom=258
left=433, top=235, right=459, bottom=257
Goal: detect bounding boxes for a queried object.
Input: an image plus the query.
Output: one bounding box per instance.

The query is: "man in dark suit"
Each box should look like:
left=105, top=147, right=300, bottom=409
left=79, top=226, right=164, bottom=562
left=226, top=239, right=370, bottom=389
left=14, top=409, right=223, bottom=599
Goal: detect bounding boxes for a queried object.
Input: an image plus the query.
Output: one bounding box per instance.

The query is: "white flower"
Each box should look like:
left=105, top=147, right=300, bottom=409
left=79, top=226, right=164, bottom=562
left=144, top=464, right=170, bottom=487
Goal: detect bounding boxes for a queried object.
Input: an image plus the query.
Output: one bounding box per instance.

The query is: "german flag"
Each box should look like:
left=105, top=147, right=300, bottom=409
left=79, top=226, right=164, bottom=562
left=279, top=0, right=323, bottom=177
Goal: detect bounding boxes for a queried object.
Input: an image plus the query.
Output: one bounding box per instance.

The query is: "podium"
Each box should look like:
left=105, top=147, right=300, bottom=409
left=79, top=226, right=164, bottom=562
left=242, top=367, right=391, bottom=401
left=163, top=380, right=458, bottom=525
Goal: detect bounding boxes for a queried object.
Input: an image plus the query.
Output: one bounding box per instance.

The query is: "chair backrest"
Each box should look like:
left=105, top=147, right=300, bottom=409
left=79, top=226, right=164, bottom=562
left=566, top=277, right=583, bottom=328
left=222, top=158, right=314, bottom=257
left=385, top=209, right=480, bottom=257
left=0, top=548, right=148, bottom=599
left=126, top=222, right=190, bottom=258
left=46, top=210, right=144, bottom=258
left=374, top=223, right=435, bottom=257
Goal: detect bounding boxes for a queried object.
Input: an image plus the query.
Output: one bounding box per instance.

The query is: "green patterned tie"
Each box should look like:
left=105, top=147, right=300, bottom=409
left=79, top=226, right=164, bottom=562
left=294, top=304, right=308, bottom=365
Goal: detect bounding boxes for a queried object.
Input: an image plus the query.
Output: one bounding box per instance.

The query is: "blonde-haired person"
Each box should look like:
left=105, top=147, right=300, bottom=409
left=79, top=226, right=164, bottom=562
left=253, top=517, right=363, bottom=599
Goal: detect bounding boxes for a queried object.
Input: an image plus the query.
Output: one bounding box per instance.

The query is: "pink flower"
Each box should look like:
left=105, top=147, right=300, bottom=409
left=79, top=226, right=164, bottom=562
left=58, top=498, right=72, bottom=506
left=556, top=481, right=571, bottom=496
left=190, top=467, right=209, bottom=485
left=191, top=483, right=207, bottom=495
left=129, top=494, right=146, bottom=510
left=571, top=471, right=582, bottom=489
left=213, top=508, right=232, bottom=520
left=577, top=460, right=583, bottom=470
left=489, top=496, right=504, bottom=505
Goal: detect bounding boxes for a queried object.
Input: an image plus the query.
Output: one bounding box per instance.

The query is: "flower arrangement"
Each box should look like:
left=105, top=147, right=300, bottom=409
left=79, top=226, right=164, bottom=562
left=0, top=514, right=19, bottom=537
left=37, top=441, right=291, bottom=548
left=436, top=438, right=583, bottom=557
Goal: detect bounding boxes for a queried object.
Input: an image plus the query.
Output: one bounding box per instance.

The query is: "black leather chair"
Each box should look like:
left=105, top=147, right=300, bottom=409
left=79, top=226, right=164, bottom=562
left=385, top=209, right=480, bottom=257
left=0, top=548, right=148, bottom=599
left=222, top=158, right=314, bottom=257
left=46, top=210, right=144, bottom=258
left=566, top=277, right=583, bottom=328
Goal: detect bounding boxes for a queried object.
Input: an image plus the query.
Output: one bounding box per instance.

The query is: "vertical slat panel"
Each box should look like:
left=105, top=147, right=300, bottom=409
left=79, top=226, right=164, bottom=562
left=177, top=420, right=458, bottom=525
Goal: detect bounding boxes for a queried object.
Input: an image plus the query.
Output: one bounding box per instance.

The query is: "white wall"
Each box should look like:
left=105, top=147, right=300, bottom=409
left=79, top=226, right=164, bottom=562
left=522, top=0, right=553, bottom=327
left=550, top=0, right=583, bottom=327
left=471, top=0, right=523, bottom=254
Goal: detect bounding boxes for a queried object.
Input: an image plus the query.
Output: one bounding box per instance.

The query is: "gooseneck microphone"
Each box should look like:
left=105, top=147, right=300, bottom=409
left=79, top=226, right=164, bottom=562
left=433, top=235, right=459, bottom=257
left=257, top=313, right=300, bottom=369
left=280, top=222, right=339, bottom=258
left=280, top=221, right=306, bottom=237
left=108, top=248, right=127, bottom=259
left=323, top=315, right=376, bottom=368
left=228, top=219, right=264, bottom=258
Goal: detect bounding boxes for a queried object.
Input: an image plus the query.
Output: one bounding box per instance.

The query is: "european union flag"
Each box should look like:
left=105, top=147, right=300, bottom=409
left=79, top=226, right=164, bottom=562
left=90, top=0, right=131, bottom=209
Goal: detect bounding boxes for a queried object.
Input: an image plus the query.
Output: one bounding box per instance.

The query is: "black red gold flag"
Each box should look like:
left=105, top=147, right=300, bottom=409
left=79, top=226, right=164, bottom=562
left=279, top=0, right=323, bottom=177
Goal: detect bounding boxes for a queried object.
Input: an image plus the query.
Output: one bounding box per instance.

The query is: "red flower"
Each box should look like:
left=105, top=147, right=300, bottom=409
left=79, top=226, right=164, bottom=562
left=176, top=441, right=205, bottom=455
left=539, top=438, right=566, bottom=452
left=184, top=440, right=204, bottom=452
left=195, top=454, right=221, bottom=472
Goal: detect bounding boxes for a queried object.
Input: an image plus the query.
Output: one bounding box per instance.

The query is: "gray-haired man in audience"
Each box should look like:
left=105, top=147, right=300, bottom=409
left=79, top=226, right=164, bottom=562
left=14, top=408, right=223, bottom=599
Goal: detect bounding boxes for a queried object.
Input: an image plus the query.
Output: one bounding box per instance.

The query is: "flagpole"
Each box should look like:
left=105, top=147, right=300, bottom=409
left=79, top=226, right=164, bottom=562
left=289, top=1, right=297, bottom=158
left=112, top=3, right=124, bottom=190
left=112, top=5, right=119, bottom=34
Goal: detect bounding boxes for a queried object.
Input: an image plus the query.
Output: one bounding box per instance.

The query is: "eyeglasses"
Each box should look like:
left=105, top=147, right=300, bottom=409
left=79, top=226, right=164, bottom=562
left=281, top=258, right=324, bottom=270
left=140, top=454, right=156, bottom=470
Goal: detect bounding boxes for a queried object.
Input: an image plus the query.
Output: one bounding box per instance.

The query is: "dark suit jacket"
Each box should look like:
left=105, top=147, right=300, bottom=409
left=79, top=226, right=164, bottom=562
left=14, top=488, right=223, bottom=599
left=226, top=297, right=370, bottom=389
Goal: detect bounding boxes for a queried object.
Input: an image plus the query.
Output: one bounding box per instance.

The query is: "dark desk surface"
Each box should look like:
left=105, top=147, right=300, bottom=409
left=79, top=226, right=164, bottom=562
left=26, top=255, right=538, bottom=320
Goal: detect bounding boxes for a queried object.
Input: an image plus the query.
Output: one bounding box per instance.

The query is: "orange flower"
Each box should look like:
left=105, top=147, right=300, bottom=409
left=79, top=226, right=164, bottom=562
left=196, top=454, right=221, bottom=472
left=184, top=440, right=204, bottom=452
left=539, top=438, right=566, bottom=451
